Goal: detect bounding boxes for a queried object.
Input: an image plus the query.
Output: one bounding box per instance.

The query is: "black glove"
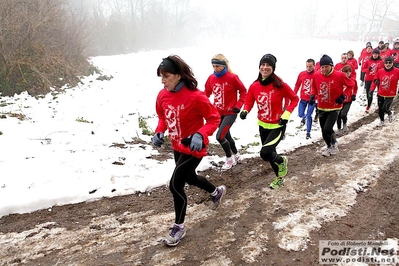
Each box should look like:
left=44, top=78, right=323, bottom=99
left=278, top=118, right=288, bottom=126
left=152, top=132, right=164, bottom=147
left=373, top=79, right=380, bottom=86
left=309, top=94, right=316, bottom=105
left=240, top=110, right=248, bottom=120
left=368, top=66, right=373, bottom=71
left=351, top=95, right=356, bottom=101
left=233, top=107, right=240, bottom=113
left=181, top=133, right=205, bottom=151
left=335, top=94, right=346, bottom=104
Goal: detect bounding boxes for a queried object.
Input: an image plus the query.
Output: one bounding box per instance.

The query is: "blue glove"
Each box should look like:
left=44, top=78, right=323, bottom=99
left=181, top=133, right=204, bottom=151
left=240, top=110, right=248, bottom=120
left=335, top=94, right=346, bottom=104
left=152, top=132, right=164, bottom=147
left=190, top=133, right=203, bottom=151
left=309, top=94, right=315, bottom=105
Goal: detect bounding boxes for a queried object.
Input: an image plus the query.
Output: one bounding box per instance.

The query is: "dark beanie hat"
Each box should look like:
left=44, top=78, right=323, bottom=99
left=319, top=54, right=333, bottom=66
left=259, top=54, right=277, bottom=70
left=372, top=48, right=380, bottom=55
left=385, top=56, right=394, bottom=63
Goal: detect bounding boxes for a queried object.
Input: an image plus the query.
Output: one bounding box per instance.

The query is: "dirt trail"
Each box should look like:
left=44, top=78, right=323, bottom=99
left=1, top=103, right=399, bottom=266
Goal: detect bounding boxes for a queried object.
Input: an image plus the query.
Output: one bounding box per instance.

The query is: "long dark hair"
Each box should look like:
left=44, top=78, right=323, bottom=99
left=256, top=72, right=283, bottom=88
left=157, top=55, right=198, bottom=90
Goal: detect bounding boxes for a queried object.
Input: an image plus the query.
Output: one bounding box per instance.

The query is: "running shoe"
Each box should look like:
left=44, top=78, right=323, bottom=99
left=210, top=185, right=226, bottom=210
left=163, top=224, right=186, bottom=246
left=221, top=157, right=235, bottom=170
left=322, top=147, right=331, bottom=157
left=389, top=113, right=395, bottom=123
left=300, top=118, right=306, bottom=127
left=330, top=142, right=339, bottom=155
left=233, top=152, right=241, bottom=163
left=274, top=156, right=288, bottom=177
left=376, top=121, right=385, bottom=127
left=270, top=177, right=284, bottom=189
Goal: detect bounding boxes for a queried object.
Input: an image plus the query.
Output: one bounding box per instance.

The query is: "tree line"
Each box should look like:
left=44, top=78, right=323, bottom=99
left=1, top=0, right=398, bottom=97
left=0, top=0, right=208, bottom=96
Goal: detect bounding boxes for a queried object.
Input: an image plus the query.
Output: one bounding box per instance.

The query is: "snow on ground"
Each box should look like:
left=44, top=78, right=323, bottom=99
left=1, top=38, right=396, bottom=255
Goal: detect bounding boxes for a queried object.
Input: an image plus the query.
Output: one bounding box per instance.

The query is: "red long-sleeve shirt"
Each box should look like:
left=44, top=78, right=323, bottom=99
left=334, top=62, right=349, bottom=72
left=311, top=69, right=355, bottom=111
left=204, top=72, right=247, bottom=116
left=343, top=75, right=358, bottom=103
left=363, top=58, right=383, bottom=82
left=155, top=86, right=220, bottom=158
left=294, top=70, right=314, bottom=101
left=347, top=58, right=359, bottom=71
left=371, top=67, right=399, bottom=96
left=380, top=49, right=391, bottom=61
left=358, top=48, right=371, bottom=66
left=392, top=48, right=399, bottom=65
left=360, top=52, right=372, bottom=72
left=244, top=78, right=299, bottom=125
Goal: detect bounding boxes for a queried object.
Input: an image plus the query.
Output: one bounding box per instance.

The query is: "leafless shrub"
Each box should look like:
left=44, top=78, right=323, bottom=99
left=0, top=0, right=97, bottom=97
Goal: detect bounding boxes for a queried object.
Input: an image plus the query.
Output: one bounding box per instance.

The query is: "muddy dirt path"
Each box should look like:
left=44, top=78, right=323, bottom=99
left=1, top=103, right=399, bottom=266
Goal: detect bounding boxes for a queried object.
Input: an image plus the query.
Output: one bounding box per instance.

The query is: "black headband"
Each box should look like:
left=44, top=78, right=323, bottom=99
left=211, top=59, right=227, bottom=66
left=157, top=57, right=178, bottom=75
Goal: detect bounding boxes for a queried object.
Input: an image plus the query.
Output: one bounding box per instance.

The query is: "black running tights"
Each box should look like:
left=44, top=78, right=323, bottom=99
left=169, top=151, right=216, bottom=224
left=258, top=125, right=285, bottom=176
left=319, top=110, right=339, bottom=147
left=377, top=95, right=393, bottom=121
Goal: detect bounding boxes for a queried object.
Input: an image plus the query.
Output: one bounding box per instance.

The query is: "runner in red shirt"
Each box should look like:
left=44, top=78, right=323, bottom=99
left=363, top=49, right=384, bottom=113
left=380, top=44, right=391, bottom=61
left=153, top=55, right=226, bottom=246
left=371, top=56, right=399, bottom=126
left=336, top=65, right=358, bottom=135
left=358, top=43, right=373, bottom=86
left=392, top=40, right=399, bottom=68
left=204, top=54, right=247, bottom=170
left=240, top=53, right=299, bottom=189
left=346, top=50, right=358, bottom=79
left=310, top=55, right=355, bottom=157
left=294, top=58, right=316, bottom=139
left=334, top=53, right=349, bottom=72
